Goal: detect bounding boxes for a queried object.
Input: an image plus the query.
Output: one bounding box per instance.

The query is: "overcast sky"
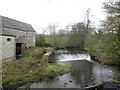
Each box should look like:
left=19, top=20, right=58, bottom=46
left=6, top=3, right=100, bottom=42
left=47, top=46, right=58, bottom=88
left=0, top=0, right=106, bottom=33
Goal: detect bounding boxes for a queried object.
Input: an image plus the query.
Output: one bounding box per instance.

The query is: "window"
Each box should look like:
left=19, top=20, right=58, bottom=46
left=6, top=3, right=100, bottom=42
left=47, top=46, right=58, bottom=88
left=7, top=38, right=11, bottom=42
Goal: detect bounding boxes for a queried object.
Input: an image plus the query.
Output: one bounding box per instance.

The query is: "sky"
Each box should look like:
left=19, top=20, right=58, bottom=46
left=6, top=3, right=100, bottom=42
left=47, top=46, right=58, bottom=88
left=0, top=0, right=107, bottom=33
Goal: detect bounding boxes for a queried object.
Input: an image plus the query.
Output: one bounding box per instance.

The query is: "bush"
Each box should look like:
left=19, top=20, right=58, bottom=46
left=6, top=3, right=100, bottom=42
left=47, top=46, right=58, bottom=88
left=35, top=34, right=45, bottom=47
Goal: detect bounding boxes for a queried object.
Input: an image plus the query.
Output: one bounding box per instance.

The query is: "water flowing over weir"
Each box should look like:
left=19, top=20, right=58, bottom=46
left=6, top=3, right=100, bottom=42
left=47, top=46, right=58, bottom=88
left=17, top=50, right=119, bottom=89
left=55, top=53, right=92, bottom=62
left=54, top=50, right=92, bottom=62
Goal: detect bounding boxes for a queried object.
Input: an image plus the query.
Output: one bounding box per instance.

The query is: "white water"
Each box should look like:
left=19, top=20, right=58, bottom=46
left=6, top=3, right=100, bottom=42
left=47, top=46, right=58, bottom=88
left=55, top=53, right=93, bottom=62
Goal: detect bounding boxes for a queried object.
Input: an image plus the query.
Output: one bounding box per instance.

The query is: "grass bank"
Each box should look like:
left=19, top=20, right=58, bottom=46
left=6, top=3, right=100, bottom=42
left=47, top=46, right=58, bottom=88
left=2, top=47, right=72, bottom=89
left=44, top=35, right=69, bottom=48
left=85, top=34, right=120, bottom=66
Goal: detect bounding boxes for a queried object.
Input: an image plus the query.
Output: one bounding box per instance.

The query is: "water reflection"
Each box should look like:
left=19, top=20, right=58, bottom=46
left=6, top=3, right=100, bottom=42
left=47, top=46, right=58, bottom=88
left=70, top=60, right=93, bottom=87
left=18, top=50, right=119, bottom=89
left=92, top=62, right=114, bottom=83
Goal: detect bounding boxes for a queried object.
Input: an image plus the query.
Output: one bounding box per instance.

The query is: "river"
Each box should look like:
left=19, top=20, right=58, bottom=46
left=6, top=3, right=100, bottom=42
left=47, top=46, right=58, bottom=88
left=18, top=50, right=119, bottom=89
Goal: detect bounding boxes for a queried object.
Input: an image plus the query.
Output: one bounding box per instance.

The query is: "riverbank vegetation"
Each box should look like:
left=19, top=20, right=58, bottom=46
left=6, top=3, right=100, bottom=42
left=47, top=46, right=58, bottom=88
left=33, top=0, right=120, bottom=87
left=2, top=0, right=120, bottom=89
left=85, top=0, right=120, bottom=66
left=36, top=0, right=120, bottom=66
left=36, top=34, right=69, bottom=48
left=2, top=47, right=71, bottom=89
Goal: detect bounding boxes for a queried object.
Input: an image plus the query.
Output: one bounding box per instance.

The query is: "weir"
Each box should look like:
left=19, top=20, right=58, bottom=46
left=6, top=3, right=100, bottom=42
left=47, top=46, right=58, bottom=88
left=54, top=50, right=92, bottom=62
left=18, top=50, right=119, bottom=89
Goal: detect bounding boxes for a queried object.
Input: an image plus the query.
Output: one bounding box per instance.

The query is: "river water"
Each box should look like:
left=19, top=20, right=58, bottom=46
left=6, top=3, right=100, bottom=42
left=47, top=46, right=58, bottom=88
left=18, top=50, right=119, bottom=89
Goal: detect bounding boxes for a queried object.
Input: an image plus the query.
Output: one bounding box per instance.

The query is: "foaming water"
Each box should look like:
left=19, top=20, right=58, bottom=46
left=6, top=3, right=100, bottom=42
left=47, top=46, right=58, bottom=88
left=54, top=50, right=92, bottom=62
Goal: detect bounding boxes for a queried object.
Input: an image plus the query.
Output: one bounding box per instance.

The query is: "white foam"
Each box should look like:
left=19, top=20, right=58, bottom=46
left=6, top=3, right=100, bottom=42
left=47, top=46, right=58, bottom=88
left=56, top=53, right=93, bottom=62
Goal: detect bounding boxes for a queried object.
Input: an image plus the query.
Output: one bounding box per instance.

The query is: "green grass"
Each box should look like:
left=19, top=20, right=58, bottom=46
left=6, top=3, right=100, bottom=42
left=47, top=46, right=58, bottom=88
left=2, top=47, right=71, bottom=88
left=21, top=47, right=46, bottom=58
left=3, top=62, right=71, bottom=88
left=2, top=78, right=13, bottom=85
left=3, top=72, right=42, bottom=85
left=45, top=63, right=71, bottom=77
left=44, top=35, right=69, bottom=47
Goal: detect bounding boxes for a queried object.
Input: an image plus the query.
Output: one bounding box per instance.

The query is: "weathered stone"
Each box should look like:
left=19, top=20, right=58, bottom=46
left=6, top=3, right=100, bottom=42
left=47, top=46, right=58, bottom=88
left=0, top=16, right=35, bottom=60
left=42, top=52, right=54, bottom=63
left=0, top=36, right=15, bottom=60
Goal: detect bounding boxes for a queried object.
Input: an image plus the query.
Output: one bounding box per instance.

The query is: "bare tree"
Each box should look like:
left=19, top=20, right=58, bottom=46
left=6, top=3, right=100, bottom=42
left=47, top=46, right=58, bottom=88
left=84, top=8, right=94, bottom=29
left=47, top=23, right=58, bottom=35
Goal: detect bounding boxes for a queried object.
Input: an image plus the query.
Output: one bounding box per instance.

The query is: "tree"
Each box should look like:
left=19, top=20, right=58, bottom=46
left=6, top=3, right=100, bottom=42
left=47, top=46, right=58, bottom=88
left=46, top=23, right=58, bottom=35
left=103, top=1, right=120, bottom=38
left=68, top=22, right=88, bottom=49
left=101, top=0, right=120, bottom=65
left=84, top=8, right=94, bottom=29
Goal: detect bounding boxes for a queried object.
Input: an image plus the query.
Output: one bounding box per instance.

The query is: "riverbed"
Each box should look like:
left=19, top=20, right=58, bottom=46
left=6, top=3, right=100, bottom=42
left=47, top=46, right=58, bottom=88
left=18, top=50, right=119, bottom=89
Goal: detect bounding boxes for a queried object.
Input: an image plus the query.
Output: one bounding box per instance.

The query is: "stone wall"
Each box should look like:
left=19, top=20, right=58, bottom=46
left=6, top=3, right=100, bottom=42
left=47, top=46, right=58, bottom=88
left=0, top=36, right=2, bottom=60
left=3, top=27, right=26, bottom=37
left=3, top=27, right=35, bottom=48
left=42, top=52, right=54, bottom=63
left=0, top=35, right=15, bottom=60
left=26, top=31, right=35, bottom=47
left=0, top=18, right=2, bottom=60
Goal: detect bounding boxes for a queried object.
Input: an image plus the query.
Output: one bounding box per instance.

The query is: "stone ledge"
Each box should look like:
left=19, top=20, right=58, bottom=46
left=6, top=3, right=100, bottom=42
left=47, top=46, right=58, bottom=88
left=42, top=52, right=54, bottom=63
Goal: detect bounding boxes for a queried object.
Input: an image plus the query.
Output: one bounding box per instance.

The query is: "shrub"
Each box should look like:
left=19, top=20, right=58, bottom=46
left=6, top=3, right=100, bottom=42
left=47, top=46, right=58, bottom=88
left=35, top=34, right=45, bottom=47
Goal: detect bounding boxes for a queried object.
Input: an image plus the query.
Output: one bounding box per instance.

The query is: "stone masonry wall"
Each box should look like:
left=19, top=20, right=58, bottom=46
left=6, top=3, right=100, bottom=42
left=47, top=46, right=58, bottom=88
left=0, top=36, right=2, bottom=60
left=3, top=27, right=35, bottom=47
left=26, top=31, right=35, bottom=47
left=0, top=35, right=15, bottom=60
left=0, top=17, right=2, bottom=60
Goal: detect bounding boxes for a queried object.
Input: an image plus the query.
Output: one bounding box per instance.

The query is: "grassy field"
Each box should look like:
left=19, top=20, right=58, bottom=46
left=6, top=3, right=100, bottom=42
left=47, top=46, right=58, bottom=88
left=44, top=35, right=69, bottom=47
left=2, top=47, right=71, bottom=89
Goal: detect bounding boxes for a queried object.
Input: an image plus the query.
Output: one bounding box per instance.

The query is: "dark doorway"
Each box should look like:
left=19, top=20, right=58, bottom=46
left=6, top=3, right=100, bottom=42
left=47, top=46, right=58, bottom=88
left=16, top=43, right=22, bottom=59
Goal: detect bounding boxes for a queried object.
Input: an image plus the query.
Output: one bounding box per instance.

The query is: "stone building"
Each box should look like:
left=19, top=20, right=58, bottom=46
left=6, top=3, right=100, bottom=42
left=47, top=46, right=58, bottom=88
left=0, top=16, right=35, bottom=60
